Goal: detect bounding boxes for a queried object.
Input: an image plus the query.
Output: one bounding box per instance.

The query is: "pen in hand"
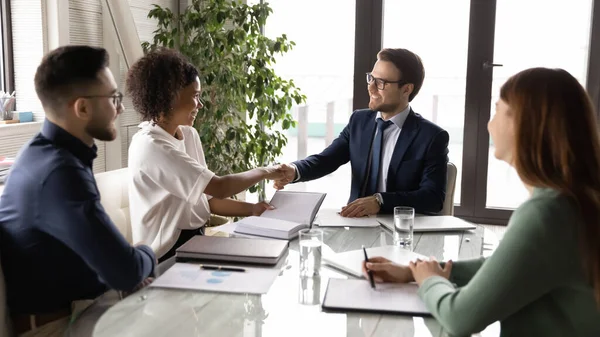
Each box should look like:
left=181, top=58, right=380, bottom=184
left=362, top=245, right=375, bottom=289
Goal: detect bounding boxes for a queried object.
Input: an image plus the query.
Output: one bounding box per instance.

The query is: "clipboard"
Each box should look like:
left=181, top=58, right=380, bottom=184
left=322, top=278, right=431, bottom=316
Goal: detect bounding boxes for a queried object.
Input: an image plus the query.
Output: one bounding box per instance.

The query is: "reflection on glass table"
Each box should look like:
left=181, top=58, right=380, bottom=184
left=94, top=226, right=499, bottom=337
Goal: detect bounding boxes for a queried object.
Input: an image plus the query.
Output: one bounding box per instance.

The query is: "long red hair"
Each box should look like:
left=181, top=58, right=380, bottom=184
left=500, top=67, right=600, bottom=304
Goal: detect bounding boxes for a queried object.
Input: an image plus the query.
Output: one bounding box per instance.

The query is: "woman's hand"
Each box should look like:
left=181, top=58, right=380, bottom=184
left=252, top=201, right=275, bottom=216
left=362, top=256, right=414, bottom=283
left=409, top=257, right=453, bottom=285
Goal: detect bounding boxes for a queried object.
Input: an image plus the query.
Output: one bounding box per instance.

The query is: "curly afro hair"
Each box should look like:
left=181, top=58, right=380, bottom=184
left=126, top=48, right=199, bottom=122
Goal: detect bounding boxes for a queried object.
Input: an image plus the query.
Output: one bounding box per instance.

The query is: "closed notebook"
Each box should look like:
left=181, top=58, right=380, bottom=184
left=322, top=278, right=431, bottom=316
left=175, top=235, right=289, bottom=265
left=377, top=215, right=476, bottom=232
left=233, top=191, right=327, bottom=240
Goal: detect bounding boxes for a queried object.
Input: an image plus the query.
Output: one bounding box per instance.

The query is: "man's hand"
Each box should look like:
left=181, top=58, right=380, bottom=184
left=409, top=257, right=453, bottom=286
left=340, top=196, right=380, bottom=217
left=273, top=163, right=296, bottom=190
left=122, top=277, right=154, bottom=297
left=252, top=201, right=275, bottom=216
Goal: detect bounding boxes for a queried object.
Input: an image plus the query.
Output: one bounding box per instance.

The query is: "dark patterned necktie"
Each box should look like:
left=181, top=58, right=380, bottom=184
left=365, top=119, right=394, bottom=196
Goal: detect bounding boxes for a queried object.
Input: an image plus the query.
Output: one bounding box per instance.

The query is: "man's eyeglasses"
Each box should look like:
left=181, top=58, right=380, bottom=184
left=366, top=73, right=406, bottom=90
left=81, top=92, right=124, bottom=107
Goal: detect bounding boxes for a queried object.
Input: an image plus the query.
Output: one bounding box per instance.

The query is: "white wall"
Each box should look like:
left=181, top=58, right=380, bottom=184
left=0, top=0, right=179, bottom=173
left=0, top=0, right=46, bottom=162
left=120, top=0, right=179, bottom=168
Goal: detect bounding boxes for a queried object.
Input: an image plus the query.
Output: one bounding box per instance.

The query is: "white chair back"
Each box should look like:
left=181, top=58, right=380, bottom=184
left=440, top=162, right=458, bottom=216
left=94, top=168, right=133, bottom=243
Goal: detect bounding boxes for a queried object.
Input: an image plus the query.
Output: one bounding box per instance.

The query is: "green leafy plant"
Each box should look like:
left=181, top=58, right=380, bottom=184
left=143, top=0, right=305, bottom=199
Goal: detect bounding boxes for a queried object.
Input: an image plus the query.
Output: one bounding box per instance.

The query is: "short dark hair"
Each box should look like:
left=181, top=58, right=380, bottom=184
left=126, top=48, right=199, bottom=122
left=377, top=48, right=425, bottom=102
left=34, top=45, right=109, bottom=111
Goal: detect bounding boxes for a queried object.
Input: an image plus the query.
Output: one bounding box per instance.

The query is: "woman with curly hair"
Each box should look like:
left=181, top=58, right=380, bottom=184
left=364, top=68, right=600, bottom=336
left=126, top=48, right=284, bottom=261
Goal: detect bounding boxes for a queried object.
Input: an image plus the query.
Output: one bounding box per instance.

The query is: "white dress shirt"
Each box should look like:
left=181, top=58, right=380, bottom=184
left=374, top=105, right=411, bottom=192
left=128, top=122, right=215, bottom=258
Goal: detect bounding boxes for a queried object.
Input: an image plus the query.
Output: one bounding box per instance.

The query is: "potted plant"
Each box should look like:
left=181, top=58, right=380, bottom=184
left=143, top=0, right=305, bottom=201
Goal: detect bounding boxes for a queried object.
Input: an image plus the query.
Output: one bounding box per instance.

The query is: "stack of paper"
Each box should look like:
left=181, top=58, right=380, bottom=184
left=315, top=209, right=379, bottom=227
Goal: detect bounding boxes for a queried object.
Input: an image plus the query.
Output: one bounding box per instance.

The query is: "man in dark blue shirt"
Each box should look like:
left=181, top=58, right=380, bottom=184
left=0, top=45, right=156, bottom=336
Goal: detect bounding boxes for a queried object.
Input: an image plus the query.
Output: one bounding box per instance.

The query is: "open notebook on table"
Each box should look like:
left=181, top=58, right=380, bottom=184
left=232, top=191, right=327, bottom=240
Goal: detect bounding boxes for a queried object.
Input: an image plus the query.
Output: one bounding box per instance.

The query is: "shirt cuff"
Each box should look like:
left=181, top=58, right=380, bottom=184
left=290, top=163, right=301, bottom=182
left=417, top=275, right=456, bottom=301
left=136, top=244, right=157, bottom=277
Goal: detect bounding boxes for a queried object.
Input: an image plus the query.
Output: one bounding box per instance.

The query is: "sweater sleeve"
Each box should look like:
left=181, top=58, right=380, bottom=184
left=417, top=198, right=569, bottom=336
left=445, top=257, right=486, bottom=287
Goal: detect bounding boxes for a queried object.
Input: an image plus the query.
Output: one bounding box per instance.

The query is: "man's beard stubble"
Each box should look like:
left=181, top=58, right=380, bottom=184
left=85, top=117, right=116, bottom=142
left=369, top=101, right=402, bottom=113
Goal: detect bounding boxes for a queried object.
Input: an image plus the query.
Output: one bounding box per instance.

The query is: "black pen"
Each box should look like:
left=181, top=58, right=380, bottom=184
left=200, top=265, right=246, bottom=272
left=362, top=245, right=375, bottom=289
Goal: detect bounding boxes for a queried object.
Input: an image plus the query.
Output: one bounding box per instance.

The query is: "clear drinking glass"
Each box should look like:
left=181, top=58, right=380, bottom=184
left=393, top=206, right=415, bottom=250
left=298, top=275, right=321, bottom=305
left=299, top=228, right=323, bottom=277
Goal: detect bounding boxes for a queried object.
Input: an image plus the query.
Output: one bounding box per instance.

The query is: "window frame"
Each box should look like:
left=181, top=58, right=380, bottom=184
left=0, top=0, right=14, bottom=95
left=357, top=0, right=600, bottom=225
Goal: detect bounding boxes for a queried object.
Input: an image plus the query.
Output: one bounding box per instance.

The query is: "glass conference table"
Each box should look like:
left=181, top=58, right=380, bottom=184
left=93, top=221, right=501, bottom=337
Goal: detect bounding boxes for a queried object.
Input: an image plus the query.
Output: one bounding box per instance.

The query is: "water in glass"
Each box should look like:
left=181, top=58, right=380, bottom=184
left=299, top=239, right=322, bottom=276
left=393, top=206, right=414, bottom=249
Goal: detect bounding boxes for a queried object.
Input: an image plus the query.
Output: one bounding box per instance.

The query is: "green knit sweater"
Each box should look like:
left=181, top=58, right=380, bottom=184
left=418, top=188, right=600, bottom=337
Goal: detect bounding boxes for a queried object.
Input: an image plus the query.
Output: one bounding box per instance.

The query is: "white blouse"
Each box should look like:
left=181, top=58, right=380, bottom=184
left=128, top=121, right=215, bottom=258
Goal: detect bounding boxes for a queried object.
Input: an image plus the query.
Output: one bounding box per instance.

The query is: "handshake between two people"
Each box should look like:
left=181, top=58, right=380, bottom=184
left=269, top=163, right=382, bottom=218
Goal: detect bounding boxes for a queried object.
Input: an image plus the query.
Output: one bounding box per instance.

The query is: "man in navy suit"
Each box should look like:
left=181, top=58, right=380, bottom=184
left=274, top=48, right=449, bottom=217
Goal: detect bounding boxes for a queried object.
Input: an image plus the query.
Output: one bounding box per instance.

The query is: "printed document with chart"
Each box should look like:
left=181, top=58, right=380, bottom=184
left=151, top=263, right=280, bottom=294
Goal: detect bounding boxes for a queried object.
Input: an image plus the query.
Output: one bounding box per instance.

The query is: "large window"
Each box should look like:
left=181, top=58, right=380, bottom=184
left=367, top=0, right=598, bottom=224
left=485, top=0, right=593, bottom=209
left=250, top=0, right=600, bottom=224
left=382, top=0, right=471, bottom=205
left=247, top=0, right=356, bottom=208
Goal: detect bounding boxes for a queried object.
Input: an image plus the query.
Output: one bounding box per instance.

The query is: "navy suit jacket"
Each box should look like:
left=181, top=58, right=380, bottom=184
left=293, top=108, right=449, bottom=214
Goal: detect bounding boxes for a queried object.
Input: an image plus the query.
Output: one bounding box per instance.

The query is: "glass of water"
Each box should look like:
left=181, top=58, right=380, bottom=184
left=299, top=228, right=323, bottom=277
left=393, top=206, right=414, bottom=249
